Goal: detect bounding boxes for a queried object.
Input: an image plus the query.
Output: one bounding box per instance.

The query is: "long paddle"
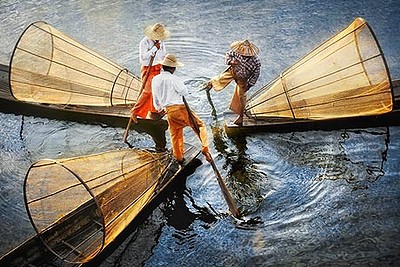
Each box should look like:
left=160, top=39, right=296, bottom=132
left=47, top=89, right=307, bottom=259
left=123, top=54, right=156, bottom=143
left=182, top=96, right=240, bottom=218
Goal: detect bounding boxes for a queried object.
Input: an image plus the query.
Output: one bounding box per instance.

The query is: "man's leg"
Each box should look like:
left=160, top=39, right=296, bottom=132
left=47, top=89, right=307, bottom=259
left=186, top=110, right=212, bottom=162
left=229, top=79, right=247, bottom=125
left=206, top=68, right=234, bottom=91
left=166, top=107, right=186, bottom=162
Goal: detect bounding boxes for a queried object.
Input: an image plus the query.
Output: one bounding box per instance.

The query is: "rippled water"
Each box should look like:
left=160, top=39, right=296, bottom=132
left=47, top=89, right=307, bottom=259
left=0, top=0, right=399, bottom=266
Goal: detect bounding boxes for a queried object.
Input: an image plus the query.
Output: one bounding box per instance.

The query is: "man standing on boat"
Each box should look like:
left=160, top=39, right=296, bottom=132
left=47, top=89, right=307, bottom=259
left=130, top=23, right=170, bottom=123
left=205, top=39, right=261, bottom=126
left=152, top=54, right=212, bottom=164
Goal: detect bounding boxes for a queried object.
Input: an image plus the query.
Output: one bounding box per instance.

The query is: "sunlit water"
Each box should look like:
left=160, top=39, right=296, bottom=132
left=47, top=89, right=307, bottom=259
left=0, top=0, right=399, bottom=266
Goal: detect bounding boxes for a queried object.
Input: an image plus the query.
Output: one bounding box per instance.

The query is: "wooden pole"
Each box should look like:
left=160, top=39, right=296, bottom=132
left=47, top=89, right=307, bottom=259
left=182, top=96, right=240, bottom=218
left=123, top=54, right=156, bottom=143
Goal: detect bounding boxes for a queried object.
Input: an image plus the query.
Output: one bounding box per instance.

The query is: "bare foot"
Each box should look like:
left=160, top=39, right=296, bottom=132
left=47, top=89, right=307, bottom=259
left=233, top=116, right=243, bottom=126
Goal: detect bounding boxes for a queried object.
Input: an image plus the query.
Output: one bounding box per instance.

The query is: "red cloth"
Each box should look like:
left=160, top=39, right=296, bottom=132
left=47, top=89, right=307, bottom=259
left=131, top=64, right=162, bottom=118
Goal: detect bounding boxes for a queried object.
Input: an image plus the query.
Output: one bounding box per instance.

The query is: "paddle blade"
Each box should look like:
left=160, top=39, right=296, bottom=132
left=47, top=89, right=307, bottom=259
left=210, top=159, right=241, bottom=218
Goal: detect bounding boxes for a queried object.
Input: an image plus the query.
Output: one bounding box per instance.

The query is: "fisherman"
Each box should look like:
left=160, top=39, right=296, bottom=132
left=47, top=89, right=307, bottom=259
left=152, top=54, right=212, bottom=164
left=130, top=22, right=170, bottom=123
left=205, top=39, right=261, bottom=126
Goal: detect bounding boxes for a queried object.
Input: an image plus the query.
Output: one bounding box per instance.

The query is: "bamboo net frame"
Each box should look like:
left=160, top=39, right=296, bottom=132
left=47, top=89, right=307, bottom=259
left=24, top=148, right=172, bottom=263
left=10, top=21, right=141, bottom=107
left=246, top=17, right=393, bottom=120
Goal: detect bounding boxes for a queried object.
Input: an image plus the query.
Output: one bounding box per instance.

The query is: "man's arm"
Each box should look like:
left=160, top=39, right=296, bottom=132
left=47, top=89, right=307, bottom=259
left=139, top=38, right=159, bottom=65
left=152, top=78, right=163, bottom=112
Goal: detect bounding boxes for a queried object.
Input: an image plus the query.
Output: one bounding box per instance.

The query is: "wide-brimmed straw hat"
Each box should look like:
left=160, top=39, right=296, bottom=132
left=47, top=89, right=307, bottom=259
left=144, top=23, right=170, bottom=40
left=159, top=54, right=184, bottom=67
left=230, top=39, right=259, bottom=56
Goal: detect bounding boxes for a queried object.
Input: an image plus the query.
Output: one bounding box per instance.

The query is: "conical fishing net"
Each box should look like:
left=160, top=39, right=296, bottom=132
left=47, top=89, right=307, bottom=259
left=246, top=17, right=393, bottom=120
left=24, top=148, right=172, bottom=263
left=10, top=21, right=141, bottom=107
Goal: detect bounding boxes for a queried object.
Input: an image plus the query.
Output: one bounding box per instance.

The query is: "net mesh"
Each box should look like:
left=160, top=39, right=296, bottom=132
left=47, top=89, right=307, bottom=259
left=246, top=17, right=393, bottom=120
left=24, top=148, right=171, bottom=263
left=10, top=21, right=141, bottom=106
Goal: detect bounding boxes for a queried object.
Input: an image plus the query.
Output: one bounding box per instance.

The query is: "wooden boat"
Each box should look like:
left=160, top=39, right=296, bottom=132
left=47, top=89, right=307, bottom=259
left=225, top=17, right=400, bottom=133
left=0, top=145, right=200, bottom=266
left=0, top=21, right=168, bottom=147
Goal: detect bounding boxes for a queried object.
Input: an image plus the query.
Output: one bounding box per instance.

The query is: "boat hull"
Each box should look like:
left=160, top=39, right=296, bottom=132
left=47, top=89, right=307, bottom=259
left=224, top=107, right=400, bottom=134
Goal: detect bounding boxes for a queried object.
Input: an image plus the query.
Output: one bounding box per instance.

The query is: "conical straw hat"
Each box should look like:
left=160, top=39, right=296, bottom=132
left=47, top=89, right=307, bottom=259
left=144, top=23, right=170, bottom=40
left=159, top=54, right=184, bottom=67
left=230, top=39, right=259, bottom=56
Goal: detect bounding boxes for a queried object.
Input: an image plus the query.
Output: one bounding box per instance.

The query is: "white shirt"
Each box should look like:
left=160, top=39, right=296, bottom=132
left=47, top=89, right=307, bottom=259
left=152, top=71, right=188, bottom=111
left=139, top=36, right=167, bottom=66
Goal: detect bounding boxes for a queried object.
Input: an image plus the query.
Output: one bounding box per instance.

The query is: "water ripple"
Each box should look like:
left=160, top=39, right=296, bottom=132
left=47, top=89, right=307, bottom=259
left=1, top=1, right=400, bottom=266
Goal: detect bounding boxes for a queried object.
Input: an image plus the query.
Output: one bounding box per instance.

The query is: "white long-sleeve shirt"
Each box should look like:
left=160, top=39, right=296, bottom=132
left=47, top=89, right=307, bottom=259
left=152, top=71, right=188, bottom=112
left=139, top=36, right=167, bottom=66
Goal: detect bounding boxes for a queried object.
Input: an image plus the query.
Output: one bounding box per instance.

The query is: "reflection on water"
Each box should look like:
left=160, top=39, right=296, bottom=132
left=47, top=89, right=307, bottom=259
left=268, top=128, right=389, bottom=190
left=205, top=89, right=267, bottom=215
left=212, top=126, right=266, bottom=215
left=0, top=114, right=35, bottom=251
left=0, top=0, right=399, bottom=266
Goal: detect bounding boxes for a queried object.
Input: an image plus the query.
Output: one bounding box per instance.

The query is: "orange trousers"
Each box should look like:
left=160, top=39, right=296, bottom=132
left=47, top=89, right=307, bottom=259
left=165, top=105, right=209, bottom=161
left=131, top=64, right=162, bottom=118
left=210, top=68, right=247, bottom=115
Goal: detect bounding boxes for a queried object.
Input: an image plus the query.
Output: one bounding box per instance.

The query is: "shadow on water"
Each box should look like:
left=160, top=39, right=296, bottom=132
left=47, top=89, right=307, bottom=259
left=85, top=158, right=218, bottom=267
left=205, top=89, right=266, bottom=218
left=161, top=159, right=218, bottom=231
left=335, top=128, right=389, bottom=189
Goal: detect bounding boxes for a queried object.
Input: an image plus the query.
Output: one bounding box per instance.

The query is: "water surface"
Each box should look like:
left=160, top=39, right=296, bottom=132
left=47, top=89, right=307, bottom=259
left=0, top=0, right=399, bottom=266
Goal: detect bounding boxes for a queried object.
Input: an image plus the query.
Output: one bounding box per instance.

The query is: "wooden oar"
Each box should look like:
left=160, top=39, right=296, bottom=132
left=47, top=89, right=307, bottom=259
left=182, top=96, right=240, bottom=218
left=123, top=54, right=156, bottom=143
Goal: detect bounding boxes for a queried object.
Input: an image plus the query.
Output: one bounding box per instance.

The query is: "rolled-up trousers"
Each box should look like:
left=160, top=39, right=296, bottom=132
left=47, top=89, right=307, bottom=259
left=210, top=68, right=247, bottom=115
left=165, top=105, right=209, bottom=161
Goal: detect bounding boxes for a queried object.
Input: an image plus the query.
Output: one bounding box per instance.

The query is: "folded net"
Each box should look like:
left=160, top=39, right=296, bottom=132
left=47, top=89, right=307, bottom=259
left=10, top=21, right=141, bottom=106
left=246, top=17, right=393, bottom=120
left=24, top=148, right=172, bottom=263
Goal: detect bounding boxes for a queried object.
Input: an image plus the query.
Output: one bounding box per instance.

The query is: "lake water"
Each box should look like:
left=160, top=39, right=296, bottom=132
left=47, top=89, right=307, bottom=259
left=0, top=0, right=399, bottom=266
